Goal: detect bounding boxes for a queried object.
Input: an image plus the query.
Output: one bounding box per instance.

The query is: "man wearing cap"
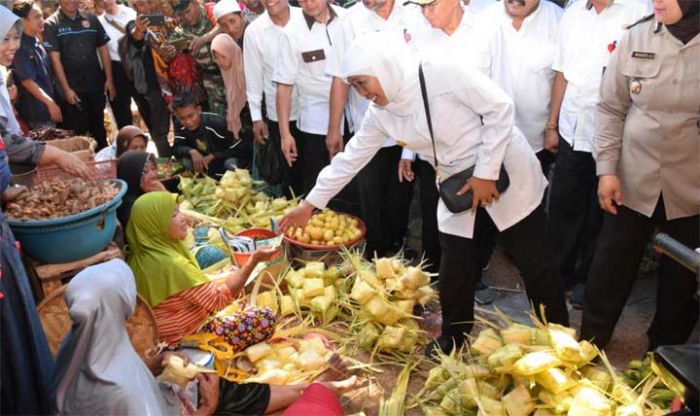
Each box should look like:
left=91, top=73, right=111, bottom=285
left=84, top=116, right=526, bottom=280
left=214, top=0, right=246, bottom=43
left=243, top=0, right=305, bottom=197
left=401, top=0, right=513, bottom=303
left=167, top=0, right=223, bottom=115
left=481, top=0, right=562, bottom=175
left=273, top=0, right=348, bottom=197
left=43, top=0, right=115, bottom=150
left=325, top=0, right=428, bottom=258
left=544, top=0, right=647, bottom=308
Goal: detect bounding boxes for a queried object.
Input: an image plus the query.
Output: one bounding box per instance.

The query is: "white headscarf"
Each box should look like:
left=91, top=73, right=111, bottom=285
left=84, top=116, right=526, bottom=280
left=341, top=31, right=420, bottom=117
left=0, top=6, right=22, bottom=136
left=52, top=259, right=179, bottom=415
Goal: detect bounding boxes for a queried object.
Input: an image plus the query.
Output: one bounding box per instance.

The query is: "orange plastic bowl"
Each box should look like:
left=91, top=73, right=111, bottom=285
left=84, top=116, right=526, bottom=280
left=231, top=228, right=283, bottom=267
left=282, top=213, right=367, bottom=251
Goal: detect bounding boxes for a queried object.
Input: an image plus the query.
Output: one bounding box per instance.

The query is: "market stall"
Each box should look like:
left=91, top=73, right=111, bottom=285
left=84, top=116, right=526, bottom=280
left=7, top=162, right=690, bottom=416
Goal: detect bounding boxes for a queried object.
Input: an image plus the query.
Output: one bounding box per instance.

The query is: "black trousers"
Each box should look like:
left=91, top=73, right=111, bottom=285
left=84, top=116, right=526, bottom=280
left=60, top=91, right=107, bottom=150
left=548, top=138, right=602, bottom=288
left=580, top=197, right=699, bottom=349
left=268, top=120, right=304, bottom=199
left=144, top=89, right=172, bottom=158
left=414, top=158, right=441, bottom=273
left=110, top=60, right=137, bottom=129
left=357, top=145, right=412, bottom=257
left=439, top=205, right=569, bottom=338
left=536, top=149, right=555, bottom=177
left=298, top=129, right=359, bottom=216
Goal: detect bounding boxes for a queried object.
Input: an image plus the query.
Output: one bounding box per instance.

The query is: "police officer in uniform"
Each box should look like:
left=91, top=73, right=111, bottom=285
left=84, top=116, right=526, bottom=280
left=580, top=0, right=700, bottom=349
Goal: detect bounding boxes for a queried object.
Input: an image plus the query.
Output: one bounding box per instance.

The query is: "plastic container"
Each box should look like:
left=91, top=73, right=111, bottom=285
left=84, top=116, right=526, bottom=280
left=8, top=180, right=127, bottom=264
left=230, top=228, right=283, bottom=267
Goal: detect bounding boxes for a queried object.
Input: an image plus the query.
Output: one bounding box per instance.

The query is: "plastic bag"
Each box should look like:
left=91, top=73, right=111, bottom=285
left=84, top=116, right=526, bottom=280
left=255, top=134, right=288, bottom=186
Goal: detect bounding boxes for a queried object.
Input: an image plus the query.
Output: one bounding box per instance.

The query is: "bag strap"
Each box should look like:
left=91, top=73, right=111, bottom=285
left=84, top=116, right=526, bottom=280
left=105, top=16, right=127, bottom=35
left=419, top=63, right=439, bottom=175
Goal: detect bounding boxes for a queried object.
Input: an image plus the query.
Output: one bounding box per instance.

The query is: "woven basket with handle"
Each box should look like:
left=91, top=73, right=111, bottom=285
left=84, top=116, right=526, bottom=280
left=37, top=286, right=159, bottom=359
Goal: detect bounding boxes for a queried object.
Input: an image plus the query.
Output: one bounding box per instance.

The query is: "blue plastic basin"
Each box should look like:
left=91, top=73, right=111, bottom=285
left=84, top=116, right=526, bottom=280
left=8, top=179, right=127, bottom=264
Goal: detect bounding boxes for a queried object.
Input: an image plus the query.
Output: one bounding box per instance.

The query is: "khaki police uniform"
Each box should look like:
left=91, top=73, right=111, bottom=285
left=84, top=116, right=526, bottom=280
left=581, top=17, right=700, bottom=349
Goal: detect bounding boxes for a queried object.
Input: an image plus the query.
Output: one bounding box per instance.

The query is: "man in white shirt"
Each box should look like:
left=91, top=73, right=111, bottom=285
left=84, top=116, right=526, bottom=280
left=243, top=0, right=305, bottom=196
left=325, top=0, right=428, bottom=258
left=404, top=0, right=513, bottom=300
left=274, top=0, right=356, bottom=208
left=483, top=0, right=562, bottom=174
left=97, top=0, right=143, bottom=128
left=544, top=0, right=647, bottom=308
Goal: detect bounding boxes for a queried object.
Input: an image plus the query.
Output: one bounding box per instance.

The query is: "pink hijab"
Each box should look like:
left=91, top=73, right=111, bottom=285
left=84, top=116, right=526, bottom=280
left=211, top=34, right=247, bottom=139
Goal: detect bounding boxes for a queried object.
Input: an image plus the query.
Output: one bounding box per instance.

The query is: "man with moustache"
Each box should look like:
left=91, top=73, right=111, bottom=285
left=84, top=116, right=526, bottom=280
left=544, top=0, right=647, bottom=308
left=325, top=0, right=428, bottom=258
left=402, top=0, right=513, bottom=303
left=243, top=0, right=305, bottom=197
left=43, top=0, right=115, bottom=150
left=483, top=0, right=562, bottom=174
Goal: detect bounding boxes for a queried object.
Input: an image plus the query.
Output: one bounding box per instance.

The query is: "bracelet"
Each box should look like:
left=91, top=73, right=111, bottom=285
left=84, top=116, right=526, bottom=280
left=545, top=123, right=558, bottom=131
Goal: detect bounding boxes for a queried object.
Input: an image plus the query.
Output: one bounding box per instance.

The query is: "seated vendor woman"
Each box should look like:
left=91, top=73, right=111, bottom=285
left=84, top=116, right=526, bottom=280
left=95, top=125, right=150, bottom=162
left=172, top=92, right=252, bottom=178
left=116, top=150, right=166, bottom=228
left=126, top=191, right=276, bottom=350
left=52, top=259, right=357, bottom=416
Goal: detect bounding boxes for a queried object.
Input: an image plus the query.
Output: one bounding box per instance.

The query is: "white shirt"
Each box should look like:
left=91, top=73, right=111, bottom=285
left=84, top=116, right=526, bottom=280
left=307, top=58, right=547, bottom=239
left=98, top=6, right=137, bottom=62
left=273, top=5, right=347, bottom=135
left=403, top=6, right=512, bottom=161
left=553, top=0, right=647, bottom=152
left=326, top=2, right=429, bottom=143
left=243, top=7, right=304, bottom=123
left=484, top=0, right=562, bottom=152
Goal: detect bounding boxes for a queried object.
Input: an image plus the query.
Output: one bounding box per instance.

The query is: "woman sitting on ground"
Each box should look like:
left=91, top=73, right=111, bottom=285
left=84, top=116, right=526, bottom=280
left=116, top=150, right=166, bottom=228
left=95, top=125, right=150, bottom=162
left=126, top=191, right=277, bottom=350
left=52, top=259, right=355, bottom=415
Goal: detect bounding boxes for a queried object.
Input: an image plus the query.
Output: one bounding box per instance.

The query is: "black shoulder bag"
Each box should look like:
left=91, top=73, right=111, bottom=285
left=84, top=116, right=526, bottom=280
left=418, top=63, right=510, bottom=213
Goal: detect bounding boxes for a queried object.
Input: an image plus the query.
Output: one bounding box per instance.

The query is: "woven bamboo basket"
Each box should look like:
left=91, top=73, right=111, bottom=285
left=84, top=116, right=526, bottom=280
left=37, top=286, right=159, bottom=359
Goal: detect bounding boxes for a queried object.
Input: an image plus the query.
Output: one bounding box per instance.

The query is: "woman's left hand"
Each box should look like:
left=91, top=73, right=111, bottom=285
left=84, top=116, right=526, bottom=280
left=458, top=177, right=499, bottom=212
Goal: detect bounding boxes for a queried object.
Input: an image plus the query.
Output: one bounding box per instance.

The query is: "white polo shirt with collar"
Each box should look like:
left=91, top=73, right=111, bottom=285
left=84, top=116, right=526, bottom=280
left=483, top=0, right=563, bottom=153
left=403, top=5, right=513, bottom=161
left=243, top=6, right=304, bottom=123
left=273, top=5, right=347, bottom=136
left=553, top=0, right=647, bottom=153
left=326, top=1, right=430, bottom=146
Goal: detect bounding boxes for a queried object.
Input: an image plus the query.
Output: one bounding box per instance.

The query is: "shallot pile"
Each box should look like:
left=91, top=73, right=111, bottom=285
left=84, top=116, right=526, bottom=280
left=5, top=179, right=120, bottom=221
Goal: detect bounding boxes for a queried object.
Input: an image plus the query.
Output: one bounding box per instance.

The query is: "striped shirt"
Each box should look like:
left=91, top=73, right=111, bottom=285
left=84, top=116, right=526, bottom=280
left=153, top=281, right=233, bottom=345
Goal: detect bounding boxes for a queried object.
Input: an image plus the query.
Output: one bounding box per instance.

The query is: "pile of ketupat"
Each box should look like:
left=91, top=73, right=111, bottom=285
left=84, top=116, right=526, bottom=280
left=243, top=336, right=335, bottom=385
left=414, top=315, right=673, bottom=416
left=255, top=261, right=349, bottom=323
left=178, top=169, right=297, bottom=232
left=345, top=254, right=437, bottom=355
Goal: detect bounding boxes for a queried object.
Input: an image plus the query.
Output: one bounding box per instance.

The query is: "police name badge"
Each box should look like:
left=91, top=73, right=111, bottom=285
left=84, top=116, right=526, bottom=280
left=630, top=78, right=642, bottom=94
left=631, top=51, right=655, bottom=59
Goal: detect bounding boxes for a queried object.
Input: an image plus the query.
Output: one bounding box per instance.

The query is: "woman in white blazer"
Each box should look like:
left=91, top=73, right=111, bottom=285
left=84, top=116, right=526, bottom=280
left=280, top=31, right=568, bottom=357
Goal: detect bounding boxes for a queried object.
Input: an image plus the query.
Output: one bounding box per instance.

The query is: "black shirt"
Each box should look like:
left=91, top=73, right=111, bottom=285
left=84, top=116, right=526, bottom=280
left=43, top=10, right=109, bottom=94
left=173, top=112, right=251, bottom=176
left=12, top=34, right=57, bottom=127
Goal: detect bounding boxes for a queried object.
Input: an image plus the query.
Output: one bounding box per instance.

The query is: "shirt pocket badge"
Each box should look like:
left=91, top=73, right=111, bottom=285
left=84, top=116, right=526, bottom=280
left=621, top=59, right=662, bottom=97
left=301, top=49, right=326, bottom=63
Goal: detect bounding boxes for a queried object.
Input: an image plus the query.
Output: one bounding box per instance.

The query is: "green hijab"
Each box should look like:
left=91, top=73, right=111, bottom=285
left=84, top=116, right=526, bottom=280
left=126, top=192, right=210, bottom=307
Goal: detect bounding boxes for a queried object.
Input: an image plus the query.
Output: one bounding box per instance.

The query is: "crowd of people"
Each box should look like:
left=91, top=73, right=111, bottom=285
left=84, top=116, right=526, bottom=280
left=0, top=0, right=697, bottom=412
